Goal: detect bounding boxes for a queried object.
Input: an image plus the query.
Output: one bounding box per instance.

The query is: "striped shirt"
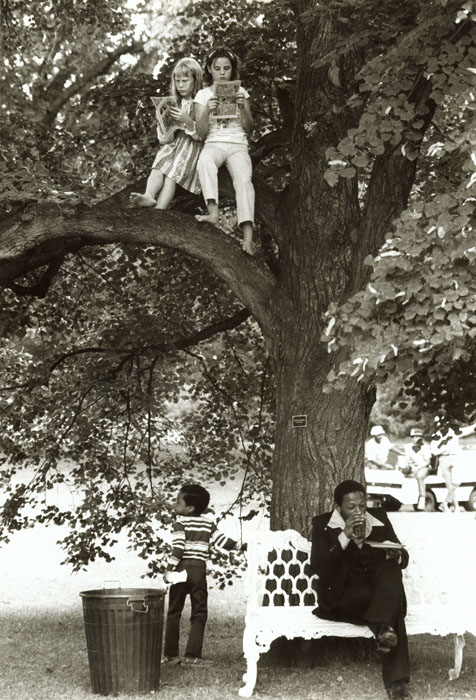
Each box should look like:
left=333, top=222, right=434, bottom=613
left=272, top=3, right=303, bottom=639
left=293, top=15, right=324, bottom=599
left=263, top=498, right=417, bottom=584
left=167, top=514, right=238, bottom=570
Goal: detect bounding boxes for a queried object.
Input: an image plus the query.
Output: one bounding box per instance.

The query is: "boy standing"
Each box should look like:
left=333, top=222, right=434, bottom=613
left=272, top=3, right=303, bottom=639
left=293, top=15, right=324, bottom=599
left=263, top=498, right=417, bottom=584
left=163, top=483, right=243, bottom=666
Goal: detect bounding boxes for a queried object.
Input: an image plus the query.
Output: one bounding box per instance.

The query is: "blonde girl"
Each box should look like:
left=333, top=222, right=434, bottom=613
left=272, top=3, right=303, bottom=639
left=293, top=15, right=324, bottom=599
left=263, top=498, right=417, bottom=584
left=130, top=57, right=203, bottom=209
left=194, top=47, right=255, bottom=255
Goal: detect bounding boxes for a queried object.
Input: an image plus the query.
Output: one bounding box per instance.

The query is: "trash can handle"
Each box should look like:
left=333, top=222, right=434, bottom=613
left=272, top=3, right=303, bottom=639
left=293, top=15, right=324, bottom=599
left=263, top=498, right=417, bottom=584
left=103, top=580, right=121, bottom=589
left=127, top=596, right=149, bottom=614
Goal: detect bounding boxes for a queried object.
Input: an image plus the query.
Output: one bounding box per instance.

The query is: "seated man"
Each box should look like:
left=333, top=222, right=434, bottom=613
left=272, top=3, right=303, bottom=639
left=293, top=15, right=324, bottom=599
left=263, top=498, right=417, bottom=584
left=310, top=480, right=411, bottom=700
left=365, top=425, right=396, bottom=470
left=402, top=428, right=431, bottom=511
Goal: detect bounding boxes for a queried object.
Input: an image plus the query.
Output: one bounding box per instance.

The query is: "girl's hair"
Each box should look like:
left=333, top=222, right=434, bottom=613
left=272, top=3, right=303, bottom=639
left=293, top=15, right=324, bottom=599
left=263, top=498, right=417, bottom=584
left=170, top=57, right=203, bottom=101
left=203, top=46, right=239, bottom=85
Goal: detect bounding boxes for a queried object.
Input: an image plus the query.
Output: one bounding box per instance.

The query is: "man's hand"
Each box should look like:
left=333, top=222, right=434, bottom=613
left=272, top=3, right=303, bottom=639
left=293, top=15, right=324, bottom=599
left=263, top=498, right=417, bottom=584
left=386, top=549, right=401, bottom=562
left=343, top=511, right=365, bottom=539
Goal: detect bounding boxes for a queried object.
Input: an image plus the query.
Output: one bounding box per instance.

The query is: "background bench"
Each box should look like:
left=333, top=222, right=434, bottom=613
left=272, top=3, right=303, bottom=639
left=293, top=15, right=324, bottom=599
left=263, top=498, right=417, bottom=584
left=239, top=515, right=476, bottom=697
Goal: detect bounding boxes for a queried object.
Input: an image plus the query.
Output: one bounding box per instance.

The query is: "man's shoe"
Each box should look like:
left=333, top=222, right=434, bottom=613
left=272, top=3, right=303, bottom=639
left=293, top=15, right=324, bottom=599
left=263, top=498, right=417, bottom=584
left=377, top=625, right=398, bottom=653
left=385, top=679, right=412, bottom=699
left=182, top=656, right=213, bottom=667
left=417, top=496, right=425, bottom=511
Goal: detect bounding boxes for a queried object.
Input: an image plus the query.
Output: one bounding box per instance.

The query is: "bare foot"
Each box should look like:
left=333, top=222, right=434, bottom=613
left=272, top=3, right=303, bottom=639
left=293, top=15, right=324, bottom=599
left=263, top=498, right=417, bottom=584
left=242, top=240, right=255, bottom=256
left=195, top=213, right=220, bottom=227
left=242, top=227, right=254, bottom=255
left=130, top=193, right=156, bottom=207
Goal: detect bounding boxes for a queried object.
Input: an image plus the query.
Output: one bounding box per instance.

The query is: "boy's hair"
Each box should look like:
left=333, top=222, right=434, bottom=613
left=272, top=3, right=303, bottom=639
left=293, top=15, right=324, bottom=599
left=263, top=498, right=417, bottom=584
left=171, top=57, right=203, bottom=101
left=180, top=483, right=210, bottom=515
left=333, top=480, right=366, bottom=506
left=203, top=46, right=239, bottom=85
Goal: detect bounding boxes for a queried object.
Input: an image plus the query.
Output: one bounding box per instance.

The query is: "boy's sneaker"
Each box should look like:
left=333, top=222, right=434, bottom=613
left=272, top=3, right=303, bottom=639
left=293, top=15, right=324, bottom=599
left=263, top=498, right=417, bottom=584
left=163, top=655, right=181, bottom=666
left=386, top=680, right=413, bottom=699
left=182, top=656, right=213, bottom=667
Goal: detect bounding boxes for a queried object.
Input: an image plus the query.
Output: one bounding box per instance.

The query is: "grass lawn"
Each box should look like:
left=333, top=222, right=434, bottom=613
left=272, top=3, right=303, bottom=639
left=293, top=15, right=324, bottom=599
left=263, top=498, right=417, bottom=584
left=1, top=489, right=475, bottom=699
left=0, top=606, right=475, bottom=700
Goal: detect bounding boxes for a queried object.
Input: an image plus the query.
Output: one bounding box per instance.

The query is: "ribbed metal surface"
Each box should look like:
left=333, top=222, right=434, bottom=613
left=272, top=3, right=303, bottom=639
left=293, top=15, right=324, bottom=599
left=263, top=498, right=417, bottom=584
left=80, top=588, right=164, bottom=696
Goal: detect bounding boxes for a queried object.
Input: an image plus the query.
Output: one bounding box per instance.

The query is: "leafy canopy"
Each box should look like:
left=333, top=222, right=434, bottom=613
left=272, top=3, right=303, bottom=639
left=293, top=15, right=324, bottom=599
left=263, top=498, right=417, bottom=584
left=2, top=0, right=476, bottom=572
left=320, top=1, right=476, bottom=422
left=1, top=0, right=286, bottom=576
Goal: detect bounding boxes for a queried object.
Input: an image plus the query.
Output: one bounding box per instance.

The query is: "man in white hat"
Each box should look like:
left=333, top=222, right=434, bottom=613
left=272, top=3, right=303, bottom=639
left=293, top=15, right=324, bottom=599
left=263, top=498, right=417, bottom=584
left=402, top=428, right=431, bottom=511
left=365, top=426, right=395, bottom=470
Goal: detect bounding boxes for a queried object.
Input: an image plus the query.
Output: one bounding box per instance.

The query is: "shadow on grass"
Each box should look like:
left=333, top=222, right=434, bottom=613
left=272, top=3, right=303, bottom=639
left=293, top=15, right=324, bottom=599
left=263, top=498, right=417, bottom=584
left=0, top=610, right=475, bottom=700
left=261, top=636, right=377, bottom=667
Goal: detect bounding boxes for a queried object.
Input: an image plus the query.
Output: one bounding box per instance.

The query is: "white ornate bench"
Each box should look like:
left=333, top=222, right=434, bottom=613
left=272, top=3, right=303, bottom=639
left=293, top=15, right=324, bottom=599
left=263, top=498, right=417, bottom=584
left=239, top=516, right=476, bottom=697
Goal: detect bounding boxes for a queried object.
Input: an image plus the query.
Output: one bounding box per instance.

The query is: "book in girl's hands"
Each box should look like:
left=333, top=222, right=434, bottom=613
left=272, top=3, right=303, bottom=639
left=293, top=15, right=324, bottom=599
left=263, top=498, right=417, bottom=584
left=212, top=80, right=241, bottom=118
left=366, top=540, right=404, bottom=550
left=151, top=96, right=181, bottom=140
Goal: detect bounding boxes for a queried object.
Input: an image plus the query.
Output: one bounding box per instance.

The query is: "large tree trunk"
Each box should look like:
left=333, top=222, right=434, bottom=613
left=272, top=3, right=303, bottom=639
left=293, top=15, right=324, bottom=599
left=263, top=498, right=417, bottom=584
left=266, top=5, right=369, bottom=532
left=265, top=0, right=427, bottom=534
left=270, top=343, right=375, bottom=535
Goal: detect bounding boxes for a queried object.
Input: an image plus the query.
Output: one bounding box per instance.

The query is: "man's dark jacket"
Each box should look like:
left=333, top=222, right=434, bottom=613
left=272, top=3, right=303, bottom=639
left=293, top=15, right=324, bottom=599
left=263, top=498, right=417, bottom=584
left=310, top=507, right=409, bottom=619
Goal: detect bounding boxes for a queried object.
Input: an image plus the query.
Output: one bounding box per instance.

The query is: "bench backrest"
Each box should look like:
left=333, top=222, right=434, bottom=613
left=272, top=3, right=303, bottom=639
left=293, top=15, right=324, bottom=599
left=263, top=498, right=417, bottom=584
left=245, top=529, right=318, bottom=610
left=244, top=521, right=475, bottom=617
left=261, top=546, right=318, bottom=607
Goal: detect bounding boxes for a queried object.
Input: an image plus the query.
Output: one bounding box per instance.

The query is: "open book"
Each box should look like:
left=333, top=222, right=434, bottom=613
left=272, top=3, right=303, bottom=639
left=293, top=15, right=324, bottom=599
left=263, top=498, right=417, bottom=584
left=212, top=80, right=241, bottom=118
left=150, top=96, right=181, bottom=141
left=365, top=540, right=404, bottom=550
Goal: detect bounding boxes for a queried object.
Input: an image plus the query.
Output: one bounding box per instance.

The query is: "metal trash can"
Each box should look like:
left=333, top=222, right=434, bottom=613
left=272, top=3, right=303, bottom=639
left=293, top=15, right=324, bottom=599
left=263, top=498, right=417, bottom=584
left=80, top=587, right=165, bottom=696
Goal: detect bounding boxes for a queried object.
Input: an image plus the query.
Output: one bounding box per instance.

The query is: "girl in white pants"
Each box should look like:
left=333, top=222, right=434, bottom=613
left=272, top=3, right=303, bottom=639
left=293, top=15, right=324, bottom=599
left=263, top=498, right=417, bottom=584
left=194, top=47, right=255, bottom=255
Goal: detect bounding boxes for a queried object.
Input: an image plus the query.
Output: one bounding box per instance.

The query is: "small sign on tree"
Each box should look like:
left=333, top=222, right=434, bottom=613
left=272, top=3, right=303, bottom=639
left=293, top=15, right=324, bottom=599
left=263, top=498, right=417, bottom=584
left=292, top=415, right=307, bottom=428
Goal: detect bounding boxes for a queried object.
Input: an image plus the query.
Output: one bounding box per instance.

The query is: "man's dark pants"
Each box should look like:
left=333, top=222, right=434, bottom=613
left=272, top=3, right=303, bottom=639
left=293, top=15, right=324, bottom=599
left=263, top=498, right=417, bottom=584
left=164, top=560, right=208, bottom=659
left=323, top=546, right=409, bottom=687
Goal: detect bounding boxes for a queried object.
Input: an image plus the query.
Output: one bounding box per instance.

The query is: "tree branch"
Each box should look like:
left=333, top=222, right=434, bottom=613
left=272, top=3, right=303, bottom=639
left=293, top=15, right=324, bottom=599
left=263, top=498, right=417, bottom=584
left=353, top=76, right=436, bottom=292
left=354, top=12, right=473, bottom=291
left=0, top=204, right=280, bottom=338
left=252, top=128, right=291, bottom=162
left=37, top=42, right=144, bottom=127
left=47, top=307, right=252, bottom=376
left=7, top=256, right=65, bottom=297
left=94, top=163, right=284, bottom=251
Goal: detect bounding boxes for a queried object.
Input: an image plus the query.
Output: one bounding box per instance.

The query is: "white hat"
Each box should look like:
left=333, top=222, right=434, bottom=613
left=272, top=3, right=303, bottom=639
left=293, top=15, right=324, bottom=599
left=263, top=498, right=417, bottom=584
left=370, top=425, right=386, bottom=437
left=410, top=428, right=424, bottom=437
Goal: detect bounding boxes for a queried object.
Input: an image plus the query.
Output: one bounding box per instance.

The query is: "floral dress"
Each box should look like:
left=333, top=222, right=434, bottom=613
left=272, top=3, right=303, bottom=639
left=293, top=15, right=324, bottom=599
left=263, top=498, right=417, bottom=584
left=152, top=98, right=202, bottom=194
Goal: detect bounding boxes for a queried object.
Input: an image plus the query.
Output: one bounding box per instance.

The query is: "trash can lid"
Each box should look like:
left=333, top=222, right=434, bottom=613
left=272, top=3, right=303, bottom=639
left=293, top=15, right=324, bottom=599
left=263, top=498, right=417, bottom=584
left=80, top=587, right=165, bottom=599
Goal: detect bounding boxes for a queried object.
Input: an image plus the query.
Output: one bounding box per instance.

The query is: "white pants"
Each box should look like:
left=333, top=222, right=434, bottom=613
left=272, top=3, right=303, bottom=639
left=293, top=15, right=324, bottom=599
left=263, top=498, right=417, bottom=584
left=197, top=142, right=254, bottom=225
